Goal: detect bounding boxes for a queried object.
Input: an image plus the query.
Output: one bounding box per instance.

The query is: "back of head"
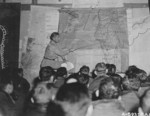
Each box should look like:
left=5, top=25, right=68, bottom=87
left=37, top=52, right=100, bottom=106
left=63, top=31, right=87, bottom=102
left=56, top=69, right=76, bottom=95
left=125, top=65, right=143, bottom=79
left=56, top=67, right=67, bottom=77
left=56, top=83, right=90, bottom=116
left=50, top=32, right=59, bottom=41
left=95, top=62, right=106, bottom=77
left=107, top=64, right=116, bottom=75
left=99, top=77, right=120, bottom=99
left=39, top=66, right=54, bottom=82
left=79, top=65, right=90, bottom=75
left=56, top=83, right=89, bottom=103
left=95, top=62, right=106, bottom=71
left=110, top=74, right=122, bottom=89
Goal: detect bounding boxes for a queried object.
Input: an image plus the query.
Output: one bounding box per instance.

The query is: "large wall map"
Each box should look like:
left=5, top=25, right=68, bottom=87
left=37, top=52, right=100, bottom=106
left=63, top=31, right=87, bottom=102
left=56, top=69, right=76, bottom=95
left=59, top=8, right=129, bottom=71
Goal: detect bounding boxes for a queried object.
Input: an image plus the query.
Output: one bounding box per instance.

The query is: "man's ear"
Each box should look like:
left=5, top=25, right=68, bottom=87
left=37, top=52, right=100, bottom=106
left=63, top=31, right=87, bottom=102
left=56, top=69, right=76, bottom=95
left=106, top=69, right=108, bottom=73
left=94, top=70, right=97, bottom=76
left=95, top=90, right=99, bottom=97
left=118, top=96, right=122, bottom=101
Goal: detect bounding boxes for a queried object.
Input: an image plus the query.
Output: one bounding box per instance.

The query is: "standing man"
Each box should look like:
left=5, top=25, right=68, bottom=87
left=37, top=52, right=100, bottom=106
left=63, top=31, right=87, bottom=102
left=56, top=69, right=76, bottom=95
left=41, top=32, right=72, bottom=70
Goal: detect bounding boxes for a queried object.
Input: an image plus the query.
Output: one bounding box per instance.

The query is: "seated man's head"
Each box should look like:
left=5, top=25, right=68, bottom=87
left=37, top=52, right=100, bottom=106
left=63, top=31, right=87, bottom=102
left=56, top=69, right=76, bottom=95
left=126, top=66, right=147, bottom=83
left=79, top=65, right=90, bottom=75
left=39, top=66, right=54, bottom=82
left=139, top=88, right=150, bottom=114
left=0, top=70, right=14, bottom=94
left=50, top=32, right=60, bottom=43
left=122, top=76, right=141, bottom=91
left=55, top=83, right=91, bottom=116
left=110, top=74, right=122, bottom=89
left=99, top=77, right=120, bottom=99
left=107, top=64, right=116, bottom=75
left=33, top=82, right=55, bottom=104
left=95, top=62, right=107, bottom=77
left=56, top=67, right=67, bottom=78
left=137, top=70, right=147, bottom=83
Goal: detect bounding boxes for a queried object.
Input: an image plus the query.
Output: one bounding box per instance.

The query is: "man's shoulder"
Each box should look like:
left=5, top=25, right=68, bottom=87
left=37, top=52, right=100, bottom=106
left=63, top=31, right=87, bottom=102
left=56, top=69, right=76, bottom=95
left=0, top=91, right=7, bottom=98
left=92, top=99, right=125, bottom=116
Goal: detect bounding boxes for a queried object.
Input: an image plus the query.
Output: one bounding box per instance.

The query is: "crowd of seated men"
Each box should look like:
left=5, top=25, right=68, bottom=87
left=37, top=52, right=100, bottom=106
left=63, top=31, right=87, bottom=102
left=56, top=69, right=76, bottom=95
left=0, top=62, right=150, bottom=116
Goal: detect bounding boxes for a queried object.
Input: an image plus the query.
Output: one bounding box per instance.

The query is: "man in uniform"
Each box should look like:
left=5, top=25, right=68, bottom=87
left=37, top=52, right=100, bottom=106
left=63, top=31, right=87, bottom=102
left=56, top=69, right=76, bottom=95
left=41, top=32, right=72, bottom=70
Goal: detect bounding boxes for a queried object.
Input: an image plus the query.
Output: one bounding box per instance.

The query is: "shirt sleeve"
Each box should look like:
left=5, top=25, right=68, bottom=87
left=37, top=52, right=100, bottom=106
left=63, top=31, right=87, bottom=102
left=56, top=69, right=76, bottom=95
left=54, top=45, right=69, bottom=57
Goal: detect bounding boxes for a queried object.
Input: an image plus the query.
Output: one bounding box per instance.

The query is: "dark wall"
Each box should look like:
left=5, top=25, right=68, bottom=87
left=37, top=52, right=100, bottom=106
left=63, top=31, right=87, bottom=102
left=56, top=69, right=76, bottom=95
left=0, top=3, right=21, bottom=70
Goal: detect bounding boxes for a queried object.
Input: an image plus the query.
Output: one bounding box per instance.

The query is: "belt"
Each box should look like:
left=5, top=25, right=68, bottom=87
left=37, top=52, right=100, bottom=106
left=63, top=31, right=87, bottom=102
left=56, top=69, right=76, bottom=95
left=44, top=57, right=56, bottom=61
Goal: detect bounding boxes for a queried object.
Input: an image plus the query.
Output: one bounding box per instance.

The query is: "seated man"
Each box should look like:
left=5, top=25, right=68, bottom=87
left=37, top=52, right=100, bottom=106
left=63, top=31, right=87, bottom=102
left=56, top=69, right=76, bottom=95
left=0, top=69, right=16, bottom=116
left=106, top=64, right=116, bottom=76
left=125, top=65, right=147, bottom=84
left=24, top=82, right=56, bottom=116
left=55, top=83, right=92, bottom=116
left=78, top=65, right=90, bottom=75
left=89, top=62, right=109, bottom=96
left=41, top=32, right=73, bottom=70
left=33, top=66, right=55, bottom=87
left=12, top=68, right=30, bottom=94
left=92, top=77, right=124, bottom=116
left=54, top=67, right=67, bottom=88
left=121, top=76, right=140, bottom=112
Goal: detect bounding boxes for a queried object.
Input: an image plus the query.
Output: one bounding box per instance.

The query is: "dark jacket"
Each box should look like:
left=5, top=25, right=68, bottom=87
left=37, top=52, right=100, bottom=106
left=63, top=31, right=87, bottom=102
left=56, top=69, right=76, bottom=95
left=13, top=76, right=30, bottom=94
left=0, top=90, right=16, bottom=116
left=24, top=103, right=47, bottom=116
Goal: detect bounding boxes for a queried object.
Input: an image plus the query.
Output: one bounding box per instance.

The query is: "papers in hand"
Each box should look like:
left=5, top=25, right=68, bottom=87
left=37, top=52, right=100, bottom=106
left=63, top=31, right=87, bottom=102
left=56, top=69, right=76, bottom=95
left=61, top=62, right=74, bottom=71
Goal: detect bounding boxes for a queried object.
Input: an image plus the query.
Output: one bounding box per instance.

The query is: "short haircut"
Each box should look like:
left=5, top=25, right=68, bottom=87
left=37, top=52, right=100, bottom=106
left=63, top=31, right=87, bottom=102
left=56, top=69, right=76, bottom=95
left=39, top=66, right=54, bottom=79
left=56, top=83, right=89, bottom=103
left=99, top=77, right=120, bottom=99
left=50, top=32, right=59, bottom=41
left=79, top=65, right=90, bottom=73
left=110, top=64, right=116, bottom=69
left=110, top=74, right=122, bottom=88
left=56, top=67, right=67, bottom=77
left=95, top=62, right=106, bottom=71
left=125, top=65, right=146, bottom=79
